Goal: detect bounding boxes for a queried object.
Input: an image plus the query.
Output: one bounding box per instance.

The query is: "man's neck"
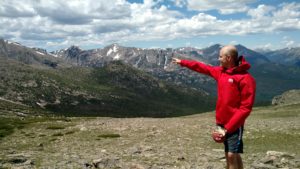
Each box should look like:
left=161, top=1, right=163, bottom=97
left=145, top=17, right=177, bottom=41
left=225, top=63, right=236, bottom=69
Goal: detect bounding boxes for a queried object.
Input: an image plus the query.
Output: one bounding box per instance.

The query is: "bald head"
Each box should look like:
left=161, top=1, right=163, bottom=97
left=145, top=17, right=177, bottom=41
left=221, top=45, right=238, bottom=61
left=219, top=45, right=239, bottom=68
left=220, top=45, right=238, bottom=62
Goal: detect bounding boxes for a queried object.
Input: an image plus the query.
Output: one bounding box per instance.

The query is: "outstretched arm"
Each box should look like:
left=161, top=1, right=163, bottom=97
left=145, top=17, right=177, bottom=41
left=172, top=58, right=220, bottom=80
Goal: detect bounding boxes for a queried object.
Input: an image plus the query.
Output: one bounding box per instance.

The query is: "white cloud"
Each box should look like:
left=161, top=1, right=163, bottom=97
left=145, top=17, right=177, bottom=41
left=254, top=43, right=273, bottom=50
left=286, top=40, right=295, bottom=47
left=0, top=0, right=36, bottom=17
left=247, top=4, right=275, bottom=18
left=187, top=0, right=256, bottom=14
left=273, top=2, right=300, bottom=19
left=282, top=36, right=296, bottom=48
left=229, top=41, right=238, bottom=45
left=1, top=0, right=300, bottom=51
left=34, top=0, right=131, bottom=24
left=173, top=0, right=187, bottom=8
left=272, top=2, right=300, bottom=31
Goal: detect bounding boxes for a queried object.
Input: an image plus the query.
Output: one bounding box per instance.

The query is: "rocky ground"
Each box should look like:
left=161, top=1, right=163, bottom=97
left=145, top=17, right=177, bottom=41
left=0, top=104, right=299, bottom=169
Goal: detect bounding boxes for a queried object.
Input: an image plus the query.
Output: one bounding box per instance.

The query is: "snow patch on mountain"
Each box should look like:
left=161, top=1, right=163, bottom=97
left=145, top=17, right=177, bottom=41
left=107, top=48, right=113, bottom=56
left=49, top=53, right=58, bottom=57
left=113, top=54, right=120, bottom=60
left=35, top=51, right=45, bottom=56
left=113, top=44, right=118, bottom=53
left=134, top=56, right=142, bottom=67
left=6, top=40, right=21, bottom=46
left=164, top=55, right=168, bottom=69
left=107, top=44, right=119, bottom=56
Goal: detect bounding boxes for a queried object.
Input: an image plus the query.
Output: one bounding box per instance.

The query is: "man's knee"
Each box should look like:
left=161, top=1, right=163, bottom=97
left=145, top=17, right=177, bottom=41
left=226, top=152, right=238, bottom=163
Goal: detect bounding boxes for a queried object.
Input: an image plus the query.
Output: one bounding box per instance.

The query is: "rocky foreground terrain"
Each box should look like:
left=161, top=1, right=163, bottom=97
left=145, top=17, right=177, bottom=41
left=0, top=103, right=299, bottom=169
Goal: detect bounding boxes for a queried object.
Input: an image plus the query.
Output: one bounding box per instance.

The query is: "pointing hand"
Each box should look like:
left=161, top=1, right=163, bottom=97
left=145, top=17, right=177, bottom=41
left=172, top=58, right=181, bottom=64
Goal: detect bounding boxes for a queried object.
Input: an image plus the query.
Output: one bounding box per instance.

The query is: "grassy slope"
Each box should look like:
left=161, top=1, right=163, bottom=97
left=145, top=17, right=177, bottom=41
left=0, top=57, right=214, bottom=117
left=243, top=104, right=300, bottom=154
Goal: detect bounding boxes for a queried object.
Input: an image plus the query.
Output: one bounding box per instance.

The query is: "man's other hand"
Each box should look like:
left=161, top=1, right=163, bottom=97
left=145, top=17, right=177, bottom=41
left=212, top=126, right=226, bottom=143
left=212, top=131, right=226, bottom=143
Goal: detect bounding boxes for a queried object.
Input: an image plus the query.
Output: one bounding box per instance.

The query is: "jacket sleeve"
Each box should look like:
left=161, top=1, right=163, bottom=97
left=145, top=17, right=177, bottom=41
left=180, top=60, right=220, bottom=80
left=224, top=75, right=256, bottom=133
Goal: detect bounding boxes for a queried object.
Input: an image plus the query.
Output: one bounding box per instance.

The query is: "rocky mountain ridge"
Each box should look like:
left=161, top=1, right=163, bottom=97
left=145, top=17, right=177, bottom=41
left=259, top=47, right=300, bottom=66
left=50, top=42, right=300, bottom=103
left=49, top=43, right=272, bottom=96
left=0, top=39, right=69, bottom=68
left=51, top=43, right=271, bottom=69
left=1, top=38, right=300, bottom=104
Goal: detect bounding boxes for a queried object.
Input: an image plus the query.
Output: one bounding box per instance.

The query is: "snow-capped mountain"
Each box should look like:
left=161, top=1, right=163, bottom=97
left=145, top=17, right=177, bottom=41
left=2, top=37, right=300, bottom=104
left=51, top=43, right=270, bottom=69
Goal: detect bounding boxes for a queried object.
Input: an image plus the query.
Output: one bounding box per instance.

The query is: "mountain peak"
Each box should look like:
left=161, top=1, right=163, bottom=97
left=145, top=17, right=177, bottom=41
left=105, top=43, right=122, bottom=49
left=67, top=45, right=82, bottom=51
left=204, top=44, right=222, bottom=51
left=65, top=45, right=83, bottom=55
left=235, top=44, right=250, bottom=50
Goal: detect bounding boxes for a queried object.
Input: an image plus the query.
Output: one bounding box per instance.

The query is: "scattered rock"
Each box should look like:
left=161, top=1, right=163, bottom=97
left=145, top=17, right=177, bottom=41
left=84, top=162, right=93, bottom=168
left=252, top=151, right=299, bottom=168
left=130, top=163, right=145, bottom=169
left=36, top=99, right=47, bottom=108
left=251, top=163, right=276, bottom=169
left=24, top=159, right=34, bottom=165
left=8, top=158, right=27, bottom=164
left=92, top=158, right=121, bottom=168
left=177, top=156, right=185, bottom=161
left=127, top=145, right=153, bottom=155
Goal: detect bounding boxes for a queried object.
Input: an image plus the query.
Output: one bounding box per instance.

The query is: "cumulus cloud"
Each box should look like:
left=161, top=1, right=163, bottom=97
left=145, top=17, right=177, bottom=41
left=254, top=43, right=273, bottom=50
left=173, top=13, right=220, bottom=36
left=247, top=4, right=275, bottom=18
left=1, top=0, right=300, bottom=50
left=271, top=2, right=300, bottom=31
left=173, top=0, right=187, bottom=8
left=281, top=36, right=297, bottom=48
left=34, top=0, right=131, bottom=24
left=246, top=2, right=300, bottom=33
left=0, top=0, right=36, bottom=18
left=187, top=0, right=256, bottom=14
left=93, top=20, right=134, bottom=34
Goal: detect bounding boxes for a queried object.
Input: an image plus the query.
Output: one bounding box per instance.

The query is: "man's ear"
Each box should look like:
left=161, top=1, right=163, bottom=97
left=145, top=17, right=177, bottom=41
left=226, top=55, right=231, bottom=62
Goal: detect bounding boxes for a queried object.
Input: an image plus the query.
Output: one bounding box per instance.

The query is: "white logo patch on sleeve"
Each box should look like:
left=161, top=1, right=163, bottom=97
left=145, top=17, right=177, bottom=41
left=228, top=78, right=234, bottom=83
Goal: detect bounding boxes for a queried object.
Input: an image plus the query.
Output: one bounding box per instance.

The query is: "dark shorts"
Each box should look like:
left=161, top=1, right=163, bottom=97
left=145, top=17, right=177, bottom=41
left=224, top=126, right=244, bottom=153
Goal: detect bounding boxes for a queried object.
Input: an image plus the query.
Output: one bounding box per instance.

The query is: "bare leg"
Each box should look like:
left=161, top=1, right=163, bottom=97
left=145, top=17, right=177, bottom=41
left=225, top=152, right=243, bottom=169
left=236, top=154, right=243, bottom=169
left=225, top=153, right=229, bottom=169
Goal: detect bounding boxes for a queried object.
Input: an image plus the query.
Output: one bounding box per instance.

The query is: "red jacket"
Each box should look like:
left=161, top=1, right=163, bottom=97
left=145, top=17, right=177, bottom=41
left=180, top=56, right=256, bottom=133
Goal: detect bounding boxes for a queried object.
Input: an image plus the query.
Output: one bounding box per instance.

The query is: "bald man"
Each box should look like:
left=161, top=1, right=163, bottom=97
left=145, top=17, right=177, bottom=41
left=173, top=45, right=256, bottom=169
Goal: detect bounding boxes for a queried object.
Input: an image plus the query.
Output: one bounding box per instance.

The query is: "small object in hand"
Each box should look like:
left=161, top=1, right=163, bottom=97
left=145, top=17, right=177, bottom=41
left=212, top=126, right=226, bottom=143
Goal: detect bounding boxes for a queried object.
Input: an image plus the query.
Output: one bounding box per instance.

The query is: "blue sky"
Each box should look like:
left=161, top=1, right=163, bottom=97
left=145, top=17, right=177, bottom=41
left=1, top=0, right=300, bottom=51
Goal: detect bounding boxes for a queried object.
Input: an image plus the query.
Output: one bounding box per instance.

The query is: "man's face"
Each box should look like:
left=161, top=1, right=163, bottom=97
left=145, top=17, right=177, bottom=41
left=218, top=49, right=230, bottom=68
